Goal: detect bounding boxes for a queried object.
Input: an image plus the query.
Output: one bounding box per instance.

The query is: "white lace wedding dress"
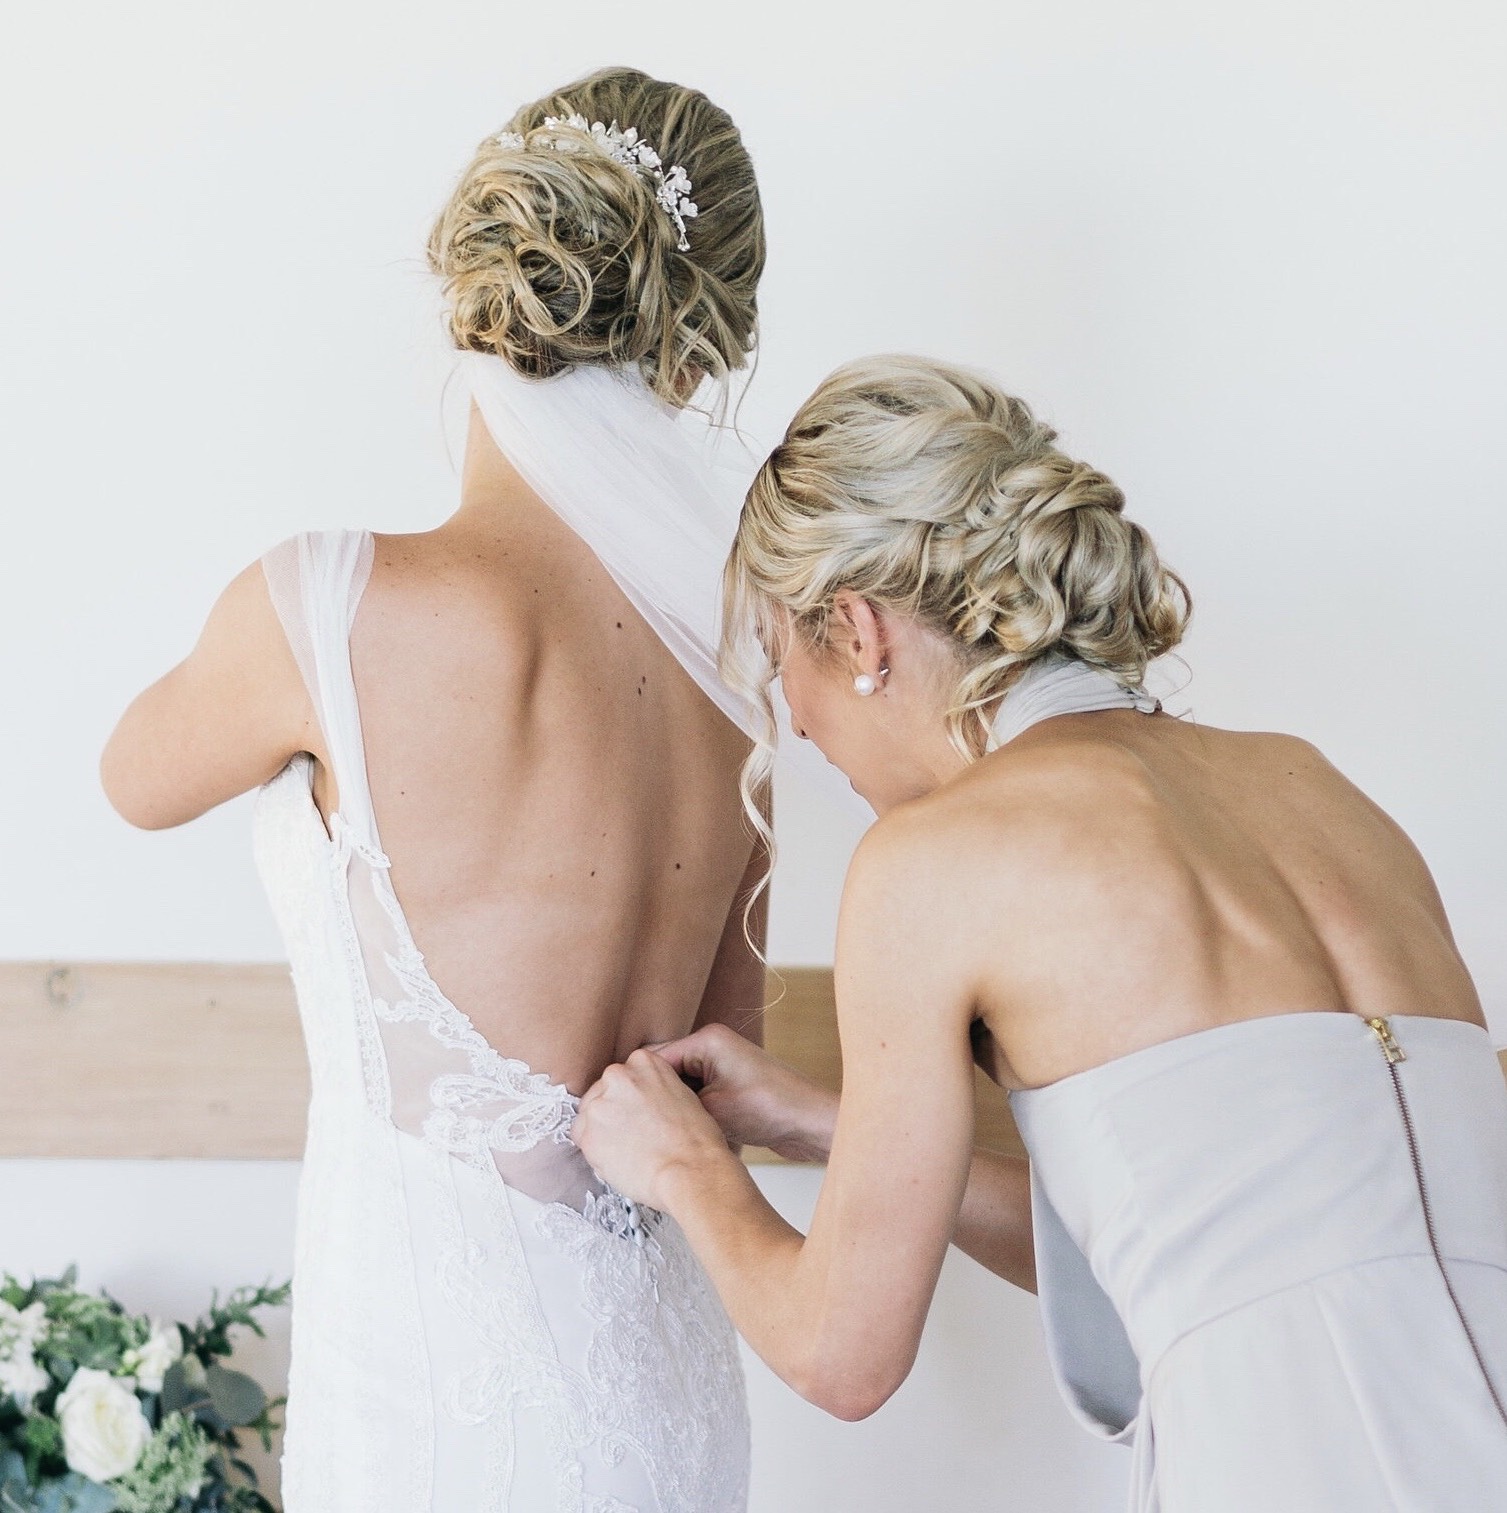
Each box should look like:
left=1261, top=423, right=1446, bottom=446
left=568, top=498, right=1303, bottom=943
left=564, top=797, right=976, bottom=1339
left=252, top=527, right=751, bottom=1513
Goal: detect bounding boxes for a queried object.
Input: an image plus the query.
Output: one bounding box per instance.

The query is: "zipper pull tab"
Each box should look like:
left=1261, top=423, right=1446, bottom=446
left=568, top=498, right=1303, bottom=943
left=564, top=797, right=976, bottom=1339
left=1367, top=1016, right=1407, bottom=1064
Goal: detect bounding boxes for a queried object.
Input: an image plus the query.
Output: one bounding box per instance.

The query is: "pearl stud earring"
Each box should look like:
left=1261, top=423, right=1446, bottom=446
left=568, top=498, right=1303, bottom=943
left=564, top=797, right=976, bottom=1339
left=853, top=674, right=877, bottom=697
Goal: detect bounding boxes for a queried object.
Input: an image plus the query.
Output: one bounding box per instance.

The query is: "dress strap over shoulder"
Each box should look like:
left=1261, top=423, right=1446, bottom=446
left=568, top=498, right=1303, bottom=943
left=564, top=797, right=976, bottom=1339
left=260, top=529, right=380, bottom=856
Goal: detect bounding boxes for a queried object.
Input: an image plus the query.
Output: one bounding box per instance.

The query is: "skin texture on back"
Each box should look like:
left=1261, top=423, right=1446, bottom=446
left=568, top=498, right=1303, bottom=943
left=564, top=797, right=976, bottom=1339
left=101, top=408, right=764, bottom=1096
left=896, top=706, right=1486, bottom=1091
left=343, top=484, right=760, bottom=1092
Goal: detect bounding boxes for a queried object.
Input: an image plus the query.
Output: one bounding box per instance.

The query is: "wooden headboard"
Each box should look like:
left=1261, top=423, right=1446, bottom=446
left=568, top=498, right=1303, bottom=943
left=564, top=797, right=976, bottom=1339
left=2, top=961, right=1502, bottom=1163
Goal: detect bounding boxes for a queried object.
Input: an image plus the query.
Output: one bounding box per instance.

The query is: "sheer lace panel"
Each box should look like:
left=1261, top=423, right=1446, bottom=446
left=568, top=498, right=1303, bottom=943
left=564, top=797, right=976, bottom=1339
left=261, top=530, right=606, bottom=1212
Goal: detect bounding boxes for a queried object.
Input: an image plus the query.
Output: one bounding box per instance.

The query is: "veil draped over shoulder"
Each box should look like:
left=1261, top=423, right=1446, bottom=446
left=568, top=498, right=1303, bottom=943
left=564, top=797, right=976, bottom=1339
left=462, top=351, right=862, bottom=811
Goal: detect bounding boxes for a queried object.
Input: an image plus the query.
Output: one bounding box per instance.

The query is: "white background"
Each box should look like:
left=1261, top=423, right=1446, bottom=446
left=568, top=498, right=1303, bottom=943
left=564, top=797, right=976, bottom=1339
left=2, top=1, right=1503, bottom=1508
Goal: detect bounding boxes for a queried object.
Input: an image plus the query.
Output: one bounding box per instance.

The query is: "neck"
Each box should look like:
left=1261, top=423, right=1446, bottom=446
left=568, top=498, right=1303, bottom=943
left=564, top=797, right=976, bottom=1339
left=453, top=401, right=535, bottom=527
left=865, top=718, right=978, bottom=814
left=870, top=659, right=1157, bottom=811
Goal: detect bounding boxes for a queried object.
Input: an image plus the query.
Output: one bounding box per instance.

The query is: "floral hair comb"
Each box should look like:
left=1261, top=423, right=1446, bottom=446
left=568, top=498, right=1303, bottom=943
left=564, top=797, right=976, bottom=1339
left=490, top=112, right=699, bottom=251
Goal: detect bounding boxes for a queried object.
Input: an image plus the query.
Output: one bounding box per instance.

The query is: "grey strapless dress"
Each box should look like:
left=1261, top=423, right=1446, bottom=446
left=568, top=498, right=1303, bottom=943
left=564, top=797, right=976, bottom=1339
left=1011, top=1011, right=1507, bottom=1511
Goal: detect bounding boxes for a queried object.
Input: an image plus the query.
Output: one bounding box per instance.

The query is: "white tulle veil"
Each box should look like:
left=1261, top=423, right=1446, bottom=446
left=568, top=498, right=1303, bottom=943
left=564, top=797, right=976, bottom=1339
left=462, top=351, right=861, bottom=811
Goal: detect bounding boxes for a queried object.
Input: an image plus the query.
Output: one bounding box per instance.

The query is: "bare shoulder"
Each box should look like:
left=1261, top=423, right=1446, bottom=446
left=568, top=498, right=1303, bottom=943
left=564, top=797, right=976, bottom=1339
left=187, top=554, right=304, bottom=701
left=840, top=754, right=1086, bottom=932
left=833, top=803, right=983, bottom=1032
left=1225, top=726, right=1343, bottom=782
left=937, top=733, right=1153, bottom=880
left=833, top=752, right=1133, bottom=1037
left=207, top=553, right=286, bottom=639
left=360, top=527, right=537, bottom=651
left=1224, top=724, right=1417, bottom=833
left=844, top=790, right=989, bottom=912
left=101, top=552, right=312, bottom=829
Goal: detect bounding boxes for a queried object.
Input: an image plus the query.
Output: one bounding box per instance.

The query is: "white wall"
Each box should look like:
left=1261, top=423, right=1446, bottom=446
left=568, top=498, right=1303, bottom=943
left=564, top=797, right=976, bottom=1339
left=3, top=1, right=1504, bottom=1509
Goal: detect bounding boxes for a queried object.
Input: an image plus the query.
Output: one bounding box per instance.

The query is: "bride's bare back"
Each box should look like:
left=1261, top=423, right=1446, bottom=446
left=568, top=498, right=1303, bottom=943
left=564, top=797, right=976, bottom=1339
left=342, top=491, right=759, bottom=1093
left=102, top=413, right=763, bottom=1096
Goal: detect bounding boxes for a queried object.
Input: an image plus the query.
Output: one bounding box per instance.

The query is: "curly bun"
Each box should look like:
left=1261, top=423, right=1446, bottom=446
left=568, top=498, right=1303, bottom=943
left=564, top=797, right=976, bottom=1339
left=427, top=66, right=764, bottom=405
left=725, top=355, right=1191, bottom=759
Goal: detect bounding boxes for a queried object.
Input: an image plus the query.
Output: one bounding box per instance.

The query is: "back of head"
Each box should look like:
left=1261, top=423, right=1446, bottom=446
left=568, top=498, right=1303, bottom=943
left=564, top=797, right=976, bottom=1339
left=726, top=355, right=1192, bottom=756
left=428, top=66, right=765, bottom=405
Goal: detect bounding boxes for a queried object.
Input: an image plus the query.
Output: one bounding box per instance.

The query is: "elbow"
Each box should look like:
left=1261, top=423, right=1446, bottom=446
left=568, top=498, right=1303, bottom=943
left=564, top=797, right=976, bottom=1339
left=99, top=758, right=138, bottom=828
left=800, top=1372, right=901, bottom=1424
left=787, top=1348, right=908, bottom=1423
left=99, top=745, right=171, bottom=831
left=820, top=1389, right=894, bottom=1424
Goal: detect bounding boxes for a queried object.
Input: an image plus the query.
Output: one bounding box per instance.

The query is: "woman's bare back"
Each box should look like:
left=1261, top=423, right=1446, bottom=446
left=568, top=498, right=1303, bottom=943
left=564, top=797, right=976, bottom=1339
left=947, top=710, right=1486, bottom=1090
left=311, top=481, right=758, bottom=1096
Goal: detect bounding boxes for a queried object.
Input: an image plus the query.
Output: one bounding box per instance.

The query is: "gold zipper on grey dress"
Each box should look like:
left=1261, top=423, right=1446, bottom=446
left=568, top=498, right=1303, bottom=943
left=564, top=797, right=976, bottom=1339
left=1367, top=1016, right=1507, bottom=1429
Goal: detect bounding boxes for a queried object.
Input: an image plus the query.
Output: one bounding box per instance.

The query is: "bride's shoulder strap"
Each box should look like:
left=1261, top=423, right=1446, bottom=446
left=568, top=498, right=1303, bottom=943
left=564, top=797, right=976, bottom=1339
left=260, top=529, right=380, bottom=845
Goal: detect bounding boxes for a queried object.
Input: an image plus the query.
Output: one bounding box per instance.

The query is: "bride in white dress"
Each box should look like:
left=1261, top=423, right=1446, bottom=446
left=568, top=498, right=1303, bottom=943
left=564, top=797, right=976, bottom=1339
left=575, top=355, right=1507, bottom=1510
left=101, top=66, right=772, bottom=1513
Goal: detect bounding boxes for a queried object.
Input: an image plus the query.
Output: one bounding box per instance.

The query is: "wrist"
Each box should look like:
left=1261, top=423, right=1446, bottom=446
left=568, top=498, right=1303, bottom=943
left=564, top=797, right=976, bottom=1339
left=804, top=1087, right=840, bottom=1159
left=775, top=1082, right=839, bottom=1164
left=656, top=1140, right=749, bottom=1219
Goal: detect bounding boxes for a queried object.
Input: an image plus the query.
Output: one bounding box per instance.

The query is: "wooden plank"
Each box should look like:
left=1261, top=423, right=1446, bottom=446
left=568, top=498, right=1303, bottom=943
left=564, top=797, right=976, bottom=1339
left=2, top=963, right=1501, bottom=1164
left=0, top=962, right=309, bottom=1158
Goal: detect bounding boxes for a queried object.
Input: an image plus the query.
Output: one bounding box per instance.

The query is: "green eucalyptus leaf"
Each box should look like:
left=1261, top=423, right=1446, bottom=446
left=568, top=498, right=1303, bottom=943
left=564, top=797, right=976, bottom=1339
left=70, top=1478, right=115, bottom=1513
left=0, top=1450, right=27, bottom=1496
left=158, top=1364, right=193, bottom=1417
left=202, top=1369, right=263, bottom=1429
left=20, top=1418, right=61, bottom=1461
left=33, top=1476, right=116, bottom=1513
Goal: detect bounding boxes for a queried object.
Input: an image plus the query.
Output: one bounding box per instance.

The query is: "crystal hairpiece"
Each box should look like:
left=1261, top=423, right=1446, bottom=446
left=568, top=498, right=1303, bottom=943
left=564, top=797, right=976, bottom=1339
left=490, top=113, right=700, bottom=252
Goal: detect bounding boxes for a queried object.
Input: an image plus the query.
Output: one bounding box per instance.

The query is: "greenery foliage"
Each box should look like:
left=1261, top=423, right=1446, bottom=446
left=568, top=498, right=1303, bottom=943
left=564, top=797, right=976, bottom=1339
left=0, top=1270, right=289, bottom=1513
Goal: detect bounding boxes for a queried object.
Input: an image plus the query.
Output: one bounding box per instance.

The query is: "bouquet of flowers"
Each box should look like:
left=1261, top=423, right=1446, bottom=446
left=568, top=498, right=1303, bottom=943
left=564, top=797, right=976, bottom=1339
left=0, top=1268, right=289, bottom=1513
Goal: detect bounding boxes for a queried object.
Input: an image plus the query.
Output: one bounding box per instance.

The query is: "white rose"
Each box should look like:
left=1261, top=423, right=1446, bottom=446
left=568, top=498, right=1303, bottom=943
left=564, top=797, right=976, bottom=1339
left=0, top=1299, right=48, bottom=1354
left=0, top=1347, right=50, bottom=1407
left=0, top=1300, right=50, bottom=1409
left=122, top=1321, right=183, bottom=1394
left=55, top=1367, right=151, bottom=1483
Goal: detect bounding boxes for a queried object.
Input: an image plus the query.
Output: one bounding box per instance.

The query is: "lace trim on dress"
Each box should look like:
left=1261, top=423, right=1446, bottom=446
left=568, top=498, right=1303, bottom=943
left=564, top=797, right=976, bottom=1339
left=364, top=866, right=580, bottom=1153
left=432, top=1156, right=592, bottom=1512
left=533, top=1205, right=752, bottom=1513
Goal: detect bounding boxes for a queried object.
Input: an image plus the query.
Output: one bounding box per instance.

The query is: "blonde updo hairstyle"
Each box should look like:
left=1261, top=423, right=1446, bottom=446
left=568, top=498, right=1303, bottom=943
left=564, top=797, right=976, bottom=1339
left=724, top=355, right=1191, bottom=829
left=427, top=66, right=764, bottom=405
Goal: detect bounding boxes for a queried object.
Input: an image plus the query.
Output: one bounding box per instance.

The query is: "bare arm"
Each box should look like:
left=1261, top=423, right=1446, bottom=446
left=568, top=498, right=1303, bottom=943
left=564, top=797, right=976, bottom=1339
left=952, top=1148, right=1035, bottom=1291
left=101, top=561, right=314, bottom=829
left=661, top=1024, right=1035, bottom=1290
left=575, top=815, right=982, bottom=1420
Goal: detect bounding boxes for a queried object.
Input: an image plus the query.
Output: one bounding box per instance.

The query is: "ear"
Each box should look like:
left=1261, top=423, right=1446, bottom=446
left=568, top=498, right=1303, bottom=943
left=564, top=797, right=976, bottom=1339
left=830, top=591, right=889, bottom=683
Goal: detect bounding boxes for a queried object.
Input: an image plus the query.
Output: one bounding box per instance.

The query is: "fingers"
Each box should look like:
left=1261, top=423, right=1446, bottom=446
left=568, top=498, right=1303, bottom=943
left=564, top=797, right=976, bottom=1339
left=582, top=1049, right=685, bottom=1116
left=580, top=1036, right=736, bottom=1123
left=584, top=1048, right=662, bottom=1091
left=657, top=1023, right=739, bottom=1083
